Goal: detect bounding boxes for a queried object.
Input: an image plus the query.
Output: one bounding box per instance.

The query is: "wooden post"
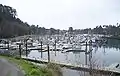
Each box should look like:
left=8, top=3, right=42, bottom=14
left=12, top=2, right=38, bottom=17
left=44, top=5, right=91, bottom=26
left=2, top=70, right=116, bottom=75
left=7, top=41, right=9, bottom=50
left=19, top=44, right=22, bottom=58
left=85, top=42, right=87, bottom=65
left=25, top=40, right=28, bottom=57
left=89, top=40, right=92, bottom=75
left=55, top=40, right=56, bottom=56
left=89, top=40, right=92, bottom=63
left=47, top=44, right=50, bottom=62
left=41, top=41, right=43, bottom=58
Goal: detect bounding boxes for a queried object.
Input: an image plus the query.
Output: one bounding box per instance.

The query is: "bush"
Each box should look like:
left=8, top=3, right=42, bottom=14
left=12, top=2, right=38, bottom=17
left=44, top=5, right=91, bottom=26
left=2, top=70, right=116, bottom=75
left=29, top=69, right=40, bottom=75
left=47, top=63, right=63, bottom=76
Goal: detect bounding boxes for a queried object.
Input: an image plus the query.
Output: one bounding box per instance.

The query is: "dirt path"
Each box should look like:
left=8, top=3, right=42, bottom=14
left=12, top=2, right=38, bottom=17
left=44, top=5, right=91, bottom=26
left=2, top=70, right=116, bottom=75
left=0, top=58, right=24, bottom=76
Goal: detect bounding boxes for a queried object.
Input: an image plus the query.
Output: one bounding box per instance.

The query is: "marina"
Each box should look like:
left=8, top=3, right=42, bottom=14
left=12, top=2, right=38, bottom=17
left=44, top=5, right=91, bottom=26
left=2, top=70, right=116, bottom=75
left=0, top=34, right=120, bottom=75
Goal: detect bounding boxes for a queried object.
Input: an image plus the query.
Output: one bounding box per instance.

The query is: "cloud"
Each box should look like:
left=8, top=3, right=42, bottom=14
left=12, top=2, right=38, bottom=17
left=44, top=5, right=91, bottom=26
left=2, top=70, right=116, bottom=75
left=1, top=0, right=120, bottom=29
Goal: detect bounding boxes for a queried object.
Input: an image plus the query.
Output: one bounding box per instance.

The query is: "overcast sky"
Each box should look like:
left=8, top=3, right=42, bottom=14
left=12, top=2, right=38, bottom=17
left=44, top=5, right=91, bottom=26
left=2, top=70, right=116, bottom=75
left=1, top=0, right=120, bottom=29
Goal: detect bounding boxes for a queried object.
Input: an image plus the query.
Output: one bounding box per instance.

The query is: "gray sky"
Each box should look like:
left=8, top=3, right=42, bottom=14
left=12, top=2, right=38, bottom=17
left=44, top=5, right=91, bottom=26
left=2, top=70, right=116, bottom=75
left=1, top=0, right=120, bottom=29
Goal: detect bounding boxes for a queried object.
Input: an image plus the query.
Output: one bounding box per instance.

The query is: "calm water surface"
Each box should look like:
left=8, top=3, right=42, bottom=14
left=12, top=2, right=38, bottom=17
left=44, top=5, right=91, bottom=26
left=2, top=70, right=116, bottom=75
left=26, top=39, right=120, bottom=76
left=27, top=39, right=120, bottom=66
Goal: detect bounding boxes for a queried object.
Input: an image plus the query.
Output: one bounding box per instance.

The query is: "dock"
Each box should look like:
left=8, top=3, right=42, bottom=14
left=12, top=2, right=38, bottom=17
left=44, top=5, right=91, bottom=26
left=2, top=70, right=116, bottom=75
left=65, top=49, right=85, bottom=52
left=21, top=57, right=120, bottom=75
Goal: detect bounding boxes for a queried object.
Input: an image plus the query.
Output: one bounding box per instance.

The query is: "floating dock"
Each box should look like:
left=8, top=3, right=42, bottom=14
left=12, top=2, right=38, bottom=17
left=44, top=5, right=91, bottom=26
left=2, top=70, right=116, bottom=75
left=21, top=57, right=120, bottom=75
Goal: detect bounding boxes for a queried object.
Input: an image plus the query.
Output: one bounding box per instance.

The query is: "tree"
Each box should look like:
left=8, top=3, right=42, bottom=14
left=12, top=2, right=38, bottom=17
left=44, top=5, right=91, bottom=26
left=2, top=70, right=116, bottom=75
left=0, top=4, right=30, bottom=38
left=49, top=28, right=56, bottom=35
left=68, top=27, right=73, bottom=34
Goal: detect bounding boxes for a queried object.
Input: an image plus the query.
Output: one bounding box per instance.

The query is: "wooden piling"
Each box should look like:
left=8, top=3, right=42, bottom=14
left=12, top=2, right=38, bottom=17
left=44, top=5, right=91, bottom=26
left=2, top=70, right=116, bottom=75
left=47, top=44, right=50, bottom=62
left=25, top=40, right=28, bottom=57
left=7, top=41, right=9, bottom=50
left=89, top=40, right=93, bottom=75
left=41, top=41, right=43, bottom=58
left=19, top=44, right=22, bottom=58
left=85, top=42, right=87, bottom=65
left=55, top=40, right=56, bottom=56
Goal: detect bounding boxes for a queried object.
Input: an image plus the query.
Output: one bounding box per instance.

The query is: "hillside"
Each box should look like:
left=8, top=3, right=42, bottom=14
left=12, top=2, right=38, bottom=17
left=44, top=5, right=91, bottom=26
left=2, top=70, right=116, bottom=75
left=0, top=4, right=31, bottom=38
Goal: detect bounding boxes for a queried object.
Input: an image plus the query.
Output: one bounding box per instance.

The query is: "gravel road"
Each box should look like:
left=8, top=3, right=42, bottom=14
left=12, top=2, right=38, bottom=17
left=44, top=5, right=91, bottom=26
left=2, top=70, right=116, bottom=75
left=0, top=58, right=24, bottom=76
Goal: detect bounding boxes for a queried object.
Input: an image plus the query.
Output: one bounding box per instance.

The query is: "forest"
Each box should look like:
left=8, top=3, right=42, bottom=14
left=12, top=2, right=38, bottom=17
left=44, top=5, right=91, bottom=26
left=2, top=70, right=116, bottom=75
left=0, top=4, right=120, bottom=38
left=0, top=4, right=60, bottom=38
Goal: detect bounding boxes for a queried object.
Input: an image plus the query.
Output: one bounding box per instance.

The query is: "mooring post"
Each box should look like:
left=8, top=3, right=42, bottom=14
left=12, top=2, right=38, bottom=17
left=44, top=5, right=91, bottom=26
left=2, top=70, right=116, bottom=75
left=19, top=44, right=22, bottom=58
left=89, top=40, right=93, bottom=75
left=7, top=40, right=9, bottom=50
left=41, top=41, right=43, bottom=58
left=89, top=40, right=92, bottom=63
left=47, top=44, right=50, bottom=62
left=55, top=40, right=56, bottom=56
left=90, top=40, right=92, bottom=60
left=85, top=41, right=87, bottom=65
left=25, top=39, right=28, bottom=57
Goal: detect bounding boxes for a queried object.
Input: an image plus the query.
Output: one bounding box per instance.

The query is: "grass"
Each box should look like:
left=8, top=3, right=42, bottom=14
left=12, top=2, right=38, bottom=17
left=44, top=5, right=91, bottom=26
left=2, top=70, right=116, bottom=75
left=47, top=63, right=63, bottom=76
left=0, top=55, right=62, bottom=76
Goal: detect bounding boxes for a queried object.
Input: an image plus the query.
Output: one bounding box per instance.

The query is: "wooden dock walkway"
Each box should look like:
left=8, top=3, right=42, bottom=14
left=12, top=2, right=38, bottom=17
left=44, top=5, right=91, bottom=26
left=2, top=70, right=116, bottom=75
left=21, top=57, right=120, bottom=75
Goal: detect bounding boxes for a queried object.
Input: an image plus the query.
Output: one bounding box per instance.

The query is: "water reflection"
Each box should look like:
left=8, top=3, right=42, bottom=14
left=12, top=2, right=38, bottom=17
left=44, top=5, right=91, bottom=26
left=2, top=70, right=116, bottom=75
left=26, top=38, right=120, bottom=67
left=104, top=38, right=120, bottom=49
